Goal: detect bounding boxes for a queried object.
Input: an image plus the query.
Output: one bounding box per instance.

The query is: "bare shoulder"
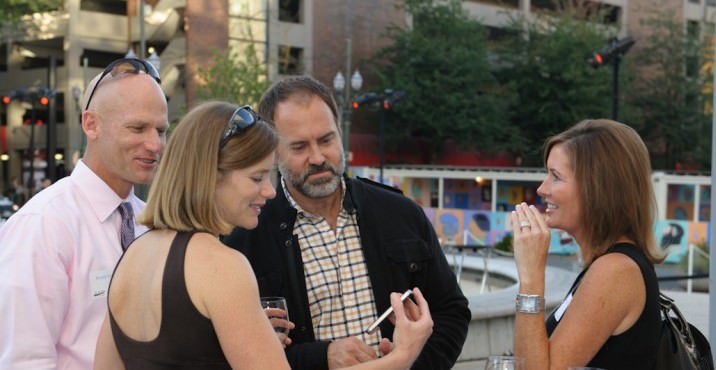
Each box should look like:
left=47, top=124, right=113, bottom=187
left=185, top=233, right=258, bottom=316
left=586, top=251, right=643, bottom=282
left=578, top=251, right=646, bottom=312
left=188, top=232, right=252, bottom=272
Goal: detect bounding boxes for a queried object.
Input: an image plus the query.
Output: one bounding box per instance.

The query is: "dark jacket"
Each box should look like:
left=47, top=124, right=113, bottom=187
left=222, top=176, right=470, bottom=370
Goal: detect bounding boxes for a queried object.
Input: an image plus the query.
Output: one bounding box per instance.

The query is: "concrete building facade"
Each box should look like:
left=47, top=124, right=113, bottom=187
left=0, top=0, right=714, bottom=194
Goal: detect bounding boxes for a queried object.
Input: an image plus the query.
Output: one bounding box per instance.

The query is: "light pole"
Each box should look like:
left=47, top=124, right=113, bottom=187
left=352, top=90, right=404, bottom=184
left=587, top=36, right=635, bottom=121
left=332, top=38, right=362, bottom=164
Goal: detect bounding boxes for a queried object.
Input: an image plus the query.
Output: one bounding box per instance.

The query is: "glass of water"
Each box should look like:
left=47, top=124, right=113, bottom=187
left=260, top=296, right=290, bottom=335
left=484, top=355, right=525, bottom=370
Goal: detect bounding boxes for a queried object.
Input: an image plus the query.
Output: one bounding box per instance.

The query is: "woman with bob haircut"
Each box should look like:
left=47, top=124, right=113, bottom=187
left=94, top=101, right=433, bottom=370
left=511, top=119, right=663, bottom=370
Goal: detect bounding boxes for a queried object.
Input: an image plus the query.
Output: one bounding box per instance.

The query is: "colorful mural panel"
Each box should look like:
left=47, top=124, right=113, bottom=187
left=423, top=207, right=708, bottom=262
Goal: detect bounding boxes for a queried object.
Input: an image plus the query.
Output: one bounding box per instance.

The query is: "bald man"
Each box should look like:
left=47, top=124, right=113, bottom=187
left=0, top=58, right=168, bottom=369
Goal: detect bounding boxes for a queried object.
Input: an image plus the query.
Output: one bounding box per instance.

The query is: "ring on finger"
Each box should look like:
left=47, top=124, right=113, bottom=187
left=519, top=220, right=531, bottom=229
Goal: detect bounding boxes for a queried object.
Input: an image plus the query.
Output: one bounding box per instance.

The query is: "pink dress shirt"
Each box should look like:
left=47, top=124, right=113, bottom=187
left=0, top=160, right=146, bottom=369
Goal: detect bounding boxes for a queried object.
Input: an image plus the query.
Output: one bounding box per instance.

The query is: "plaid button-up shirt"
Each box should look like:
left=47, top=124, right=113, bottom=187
left=282, top=178, right=382, bottom=350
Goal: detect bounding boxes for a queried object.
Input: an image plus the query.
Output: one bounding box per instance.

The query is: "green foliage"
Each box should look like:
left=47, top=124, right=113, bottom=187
left=678, top=241, right=709, bottom=274
left=370, top=0, right=514, bottom=159
left=494, top=233, right=513, bottom=254
left=496, top=10, right=615, bottom=165
left=626, top=8, right=711, bottom=170
left=0, top=0, right=62, bottom=24
left=196, top=43, right=269, bottom=109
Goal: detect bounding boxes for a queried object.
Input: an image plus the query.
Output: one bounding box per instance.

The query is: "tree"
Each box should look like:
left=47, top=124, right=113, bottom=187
left=0, top=0, right=62, bottom=25
left=496, top=6, right=615, bottom=165
left=369, top=0, right=513, bottom=161
left=196, top=42, right=269, bottom=109
left=626, top=8, right=711, bottom=170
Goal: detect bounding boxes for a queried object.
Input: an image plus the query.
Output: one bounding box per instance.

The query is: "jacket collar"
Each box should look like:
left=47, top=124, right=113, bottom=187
left=275, top=175, right=358, bottom=216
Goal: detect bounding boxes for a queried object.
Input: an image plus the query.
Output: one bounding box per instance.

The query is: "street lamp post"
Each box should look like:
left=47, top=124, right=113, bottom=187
left=587, top=36, right=635, bottom=121
left=332, top=38, right=362, bottom=164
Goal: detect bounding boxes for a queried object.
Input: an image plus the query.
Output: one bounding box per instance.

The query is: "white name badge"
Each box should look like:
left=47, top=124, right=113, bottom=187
left=90, top=270, right=113, bottom=299
left=554, top=292, right=574, bottom=322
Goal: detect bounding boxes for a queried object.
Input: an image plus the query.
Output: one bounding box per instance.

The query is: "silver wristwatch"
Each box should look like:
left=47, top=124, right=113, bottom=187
left=515, top=294, right=545, bottom=314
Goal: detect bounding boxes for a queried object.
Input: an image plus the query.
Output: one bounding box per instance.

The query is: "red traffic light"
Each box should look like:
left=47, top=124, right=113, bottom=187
left=588, top=53, right=605, bottom=68
left=2, top=96, right=10, bottom=104
left=352, top=93, right=381, bottom=110
left=588, top=37, right=635, bottom=68
left=39, top=96, right=49, bottom=106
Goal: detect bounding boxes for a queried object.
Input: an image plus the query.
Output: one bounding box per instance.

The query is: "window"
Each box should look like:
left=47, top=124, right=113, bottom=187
left=531, top=0, right=620, bottom=24
left=278, top=45, right=303, bottom=75
left=79, top=49, right=126, bottom=68
left=590, top=2, right=620, bottom=25
left=80, top=0, right=128, bottom=15
left=486, top=26, right=511, bottom=42
left=0, top=43, right=6, bottom=72
left=465, top=0, right=519, bottom=9
left=21, top=55, right=65, bottom=70
left=279, top=0, right=300, bottom=23
left=17, top=38, right=65, bottom=70
left=686, top=21, right=700, bottom=78
left=687, top=21, right=700, bottom=38
left=531, top=0, right=557, bottom=12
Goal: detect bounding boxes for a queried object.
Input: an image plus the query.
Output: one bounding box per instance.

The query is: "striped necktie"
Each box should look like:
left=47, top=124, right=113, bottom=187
left=117, top=202, right=135, bottom=251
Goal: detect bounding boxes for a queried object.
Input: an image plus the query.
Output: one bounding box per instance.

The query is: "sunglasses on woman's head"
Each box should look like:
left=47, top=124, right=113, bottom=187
left=218, top=106, right=261, bottom=151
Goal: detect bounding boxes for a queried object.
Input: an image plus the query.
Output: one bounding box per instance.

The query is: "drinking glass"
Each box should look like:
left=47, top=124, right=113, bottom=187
left=260, top=296, right=290, bottom=335
left=484, top=355, right=525, bottom=370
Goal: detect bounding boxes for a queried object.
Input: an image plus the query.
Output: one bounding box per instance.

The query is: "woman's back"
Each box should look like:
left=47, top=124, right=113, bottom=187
left=108, top=231, right=230, bottom=369
left=107, top=230, right=290, bottom=370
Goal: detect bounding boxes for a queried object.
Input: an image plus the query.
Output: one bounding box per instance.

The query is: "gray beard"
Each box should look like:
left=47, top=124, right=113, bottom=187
left=278, top=157, right=345, bottom=199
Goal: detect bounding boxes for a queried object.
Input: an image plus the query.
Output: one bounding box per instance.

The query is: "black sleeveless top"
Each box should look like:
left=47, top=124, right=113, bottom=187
left=109, top=231, right=231, bottom=369
left=545, top=243, right=661, bottom=370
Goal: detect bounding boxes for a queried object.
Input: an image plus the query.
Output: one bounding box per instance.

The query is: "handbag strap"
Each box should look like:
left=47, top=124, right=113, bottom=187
left=659, top=292, right=699, bottom=364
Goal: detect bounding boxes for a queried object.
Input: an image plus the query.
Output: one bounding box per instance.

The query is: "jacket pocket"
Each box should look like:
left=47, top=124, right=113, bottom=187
left=384, top=239, right=432, bottom=286
left=256, top=271, right=283, bottom=297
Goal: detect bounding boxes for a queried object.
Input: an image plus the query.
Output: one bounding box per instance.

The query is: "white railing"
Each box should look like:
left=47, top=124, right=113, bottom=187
left=686, top=243, right=710, bottom=293
left=442, top=230, right=494, bottom=294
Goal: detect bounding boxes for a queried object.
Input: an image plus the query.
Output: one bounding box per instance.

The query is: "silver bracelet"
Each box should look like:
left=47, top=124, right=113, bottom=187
left=515, top=294, right=545, bottom=314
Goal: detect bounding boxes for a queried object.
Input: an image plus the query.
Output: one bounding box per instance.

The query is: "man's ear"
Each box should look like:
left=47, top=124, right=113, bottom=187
left=82, top=110, right=99, bottom=140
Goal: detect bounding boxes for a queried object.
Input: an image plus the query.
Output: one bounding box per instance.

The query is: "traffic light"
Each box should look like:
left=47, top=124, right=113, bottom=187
left=36, top=87, right=55, bottom=106
left=352, top=92, right=380, bottom=109
left=2, top=90, right=19, bottom=105
left=1, top=88, right=55, bottom=106
left=382, top=90, right=405, bottom=110
left=588, top=36, right=635, bottom=68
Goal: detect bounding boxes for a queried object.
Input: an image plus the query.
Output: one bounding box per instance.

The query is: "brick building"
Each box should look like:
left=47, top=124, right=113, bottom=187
left=0, top=0, right=714, bottom=191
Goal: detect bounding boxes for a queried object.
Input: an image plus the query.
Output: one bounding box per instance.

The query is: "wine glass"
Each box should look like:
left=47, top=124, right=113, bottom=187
left=484, top=355, right=525, bottom=370
left=260, top=296, right=290, bottom=335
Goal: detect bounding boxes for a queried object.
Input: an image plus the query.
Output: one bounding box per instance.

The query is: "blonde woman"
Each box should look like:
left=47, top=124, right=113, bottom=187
left=94, top=101, right=432, bottom=370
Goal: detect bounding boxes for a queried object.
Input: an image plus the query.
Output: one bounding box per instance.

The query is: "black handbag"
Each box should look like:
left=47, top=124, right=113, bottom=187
left=654, top=292, right=714, bottom=370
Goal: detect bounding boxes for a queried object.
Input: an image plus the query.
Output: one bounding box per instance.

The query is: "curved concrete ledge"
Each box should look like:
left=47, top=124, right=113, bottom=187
left=450, top=254, right=579, bottom=362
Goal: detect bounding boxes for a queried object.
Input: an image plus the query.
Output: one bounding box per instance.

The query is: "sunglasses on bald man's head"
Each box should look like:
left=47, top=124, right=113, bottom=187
left=218, top=106, right=261, bottom=151
left=84, top=58, right=161, bottom=111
